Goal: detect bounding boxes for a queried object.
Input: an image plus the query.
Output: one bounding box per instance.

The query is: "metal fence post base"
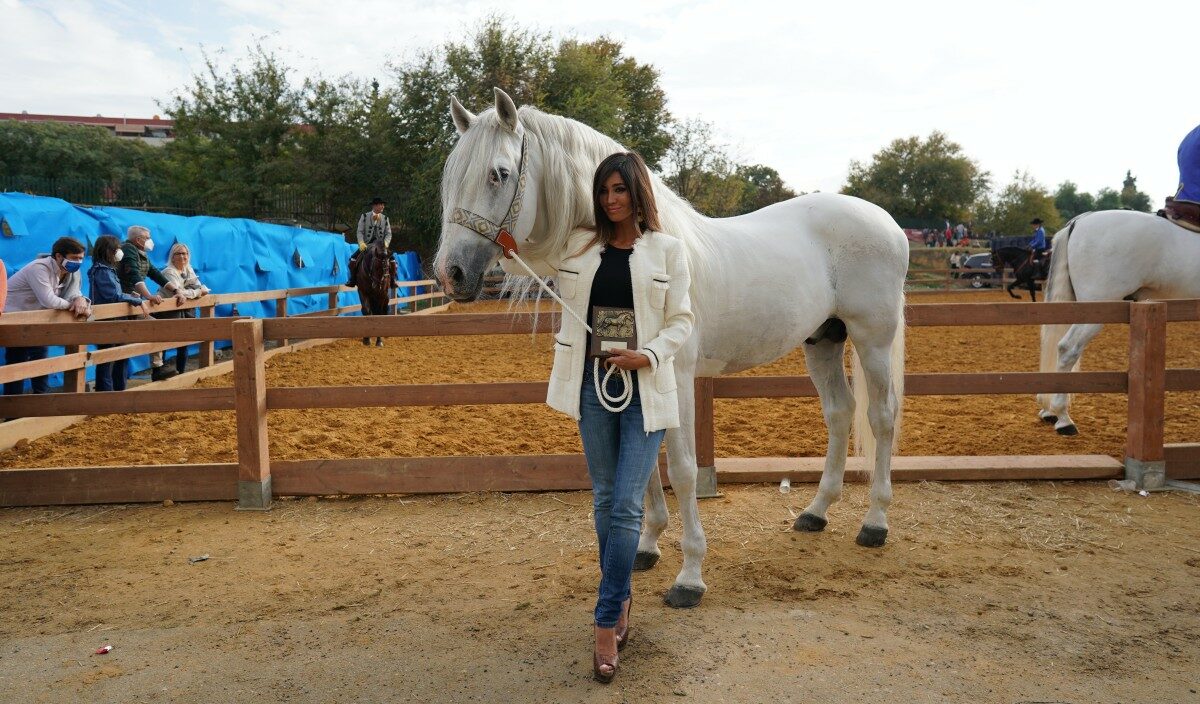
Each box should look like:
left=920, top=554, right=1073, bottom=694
left=695, top=465, right=720, bottom=499
left=236, top=477, right=272, bottom=511
left=1123, top=458, right=1166, bottom=491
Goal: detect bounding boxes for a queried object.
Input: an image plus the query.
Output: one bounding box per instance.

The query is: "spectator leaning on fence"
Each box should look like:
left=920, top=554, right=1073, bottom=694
left=3, top=236, right=92, bottom=396
left=149, top=243, right=211, bottom=378
left=118, top=225, right=182, bottom=381
left=88, top=235, right=150, bottom=392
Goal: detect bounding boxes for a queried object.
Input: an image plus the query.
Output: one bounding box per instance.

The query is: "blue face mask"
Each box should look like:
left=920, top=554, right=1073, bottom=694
left=62, top=258, right=82, bottom=274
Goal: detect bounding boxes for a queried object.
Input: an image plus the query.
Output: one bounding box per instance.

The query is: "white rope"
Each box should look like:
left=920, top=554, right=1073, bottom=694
left=508, top=250, right=633, bottom=413
left=593, top=357, right=633, bottom=413
left=506, top=250, right=591, bottom=333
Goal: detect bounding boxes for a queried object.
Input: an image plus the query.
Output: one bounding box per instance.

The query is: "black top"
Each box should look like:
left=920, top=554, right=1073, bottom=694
left=586, top=245, right=634, bottom=353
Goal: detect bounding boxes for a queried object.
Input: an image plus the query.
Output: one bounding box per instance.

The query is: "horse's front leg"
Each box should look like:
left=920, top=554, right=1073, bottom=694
left=662, top=370, right=707, bottom=608
left=634, top=467, right=668, bottom=571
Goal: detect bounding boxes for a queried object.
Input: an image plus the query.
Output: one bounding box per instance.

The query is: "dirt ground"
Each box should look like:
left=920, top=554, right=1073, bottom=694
left=1, top=484, right=1198, bottom=702
left=1, top=290, right=1199, bottom=702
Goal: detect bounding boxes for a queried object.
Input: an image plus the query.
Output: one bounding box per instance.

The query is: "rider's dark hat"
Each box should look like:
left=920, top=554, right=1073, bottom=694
left=1030, top=218, right=1043, bottom=225
left=370, top=197, right=386, bottom=206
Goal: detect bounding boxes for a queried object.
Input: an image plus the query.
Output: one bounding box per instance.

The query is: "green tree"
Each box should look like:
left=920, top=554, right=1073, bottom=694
left=0, top=121, right=165, bottom=182
left=976, top=171, right=1061, bottom=236
left=1120, top=170, right=1152, bottom=212
left=161, top=45, right=302, bottom=217
left=662, top=118, right=746, bottom=217
left=1054, top=180, right=1096, bottom=221
left=1095, top=187, right=1122, bottom=210
left=735, top=164, right=798, bottom=214
left=841, top=131, right=989, bottom=223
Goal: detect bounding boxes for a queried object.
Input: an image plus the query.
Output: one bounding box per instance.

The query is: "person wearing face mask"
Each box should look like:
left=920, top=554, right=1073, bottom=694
left=87, top=235, right=150, bottom=392
left=3, top=236, right=92, bottom=396
left=117, top=225, right=181, bottom=381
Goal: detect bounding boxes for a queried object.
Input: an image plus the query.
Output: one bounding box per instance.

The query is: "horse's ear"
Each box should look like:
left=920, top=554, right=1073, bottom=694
left=493, top=87, right=519, bottom=132
left=450, top=96, right=475, bottom=135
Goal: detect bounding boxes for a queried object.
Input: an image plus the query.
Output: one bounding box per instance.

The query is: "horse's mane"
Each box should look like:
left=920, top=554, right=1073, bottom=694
left=514, top=107, right=721, bottom=317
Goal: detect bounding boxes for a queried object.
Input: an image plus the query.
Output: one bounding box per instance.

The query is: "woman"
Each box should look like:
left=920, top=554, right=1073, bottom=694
left=88, top=235, right=149, bottom=391
left=544, top=152, right=694, bottom=682
left=152, top=243, right=210, bottom=376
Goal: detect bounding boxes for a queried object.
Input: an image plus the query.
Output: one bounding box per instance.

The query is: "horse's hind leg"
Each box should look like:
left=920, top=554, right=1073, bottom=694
left=794, top=336, right=853, bottom=532
left=844, top=326, right=900, bottom=547
left=1047, top=322, right=1102, bottom=436
left=662, top=366, right=707, bottom=608
left=634, top=465, right=668, bottom=571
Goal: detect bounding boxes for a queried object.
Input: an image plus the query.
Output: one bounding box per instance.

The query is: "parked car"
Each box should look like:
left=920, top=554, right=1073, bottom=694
left=960, top=253, right=996, bottom=288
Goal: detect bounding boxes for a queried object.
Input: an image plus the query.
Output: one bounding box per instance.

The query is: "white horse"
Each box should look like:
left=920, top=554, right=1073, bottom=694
left=434, top=88, right=908, bottom=608
left=1038, top=209, right=1200, bottom=435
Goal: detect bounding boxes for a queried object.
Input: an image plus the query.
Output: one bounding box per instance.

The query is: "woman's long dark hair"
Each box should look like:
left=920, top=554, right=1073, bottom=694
left=92, top=235, right=121, bottom=266
left=591, top=151, right=661, bottom=245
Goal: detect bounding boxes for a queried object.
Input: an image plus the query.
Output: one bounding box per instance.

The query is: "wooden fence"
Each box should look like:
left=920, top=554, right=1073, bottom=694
left=1, top=299, right=1198, bottom=507
left=0, top=280, right=445, bottom=394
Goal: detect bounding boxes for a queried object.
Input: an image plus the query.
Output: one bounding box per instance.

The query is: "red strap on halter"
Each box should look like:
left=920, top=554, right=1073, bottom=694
left=496, top=230, right=519, bottom=258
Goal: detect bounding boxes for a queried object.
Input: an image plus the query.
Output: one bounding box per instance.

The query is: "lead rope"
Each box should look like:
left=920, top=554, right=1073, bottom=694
left=506, top=250, right=633, bottom=413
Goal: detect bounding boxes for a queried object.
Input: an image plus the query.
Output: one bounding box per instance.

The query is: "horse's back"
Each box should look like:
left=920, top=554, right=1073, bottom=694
left=1066, top=210, right=1200, bottom=301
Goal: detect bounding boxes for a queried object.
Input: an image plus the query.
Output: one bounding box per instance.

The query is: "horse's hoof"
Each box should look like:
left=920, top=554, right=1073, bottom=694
left=855, top=525, right=888, bottom=548
left=1056, top=424, right=1079, bottom=436
left=1040, top=414, right=1058, bottom=424
left=663, top=585, right=705, bottom=609
left=792, top=512, right=828, bottom=532
left=632, top=551, right=659, bottom=571
left=362, top=338, right=370, bottom=346
left=375, top=340, right=384, bottom=348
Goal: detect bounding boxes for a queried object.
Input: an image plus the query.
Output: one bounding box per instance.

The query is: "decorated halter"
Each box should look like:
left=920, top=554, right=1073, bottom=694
left=447, top=135, right=528, bottom=259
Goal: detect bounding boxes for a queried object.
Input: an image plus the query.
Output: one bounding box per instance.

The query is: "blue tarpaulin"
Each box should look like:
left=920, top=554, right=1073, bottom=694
left=0, top=193, right=423, bottom=390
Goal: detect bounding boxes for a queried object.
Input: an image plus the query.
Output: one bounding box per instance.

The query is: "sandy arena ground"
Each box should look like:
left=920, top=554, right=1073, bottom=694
left=1, top=291, right=1199, bottom=702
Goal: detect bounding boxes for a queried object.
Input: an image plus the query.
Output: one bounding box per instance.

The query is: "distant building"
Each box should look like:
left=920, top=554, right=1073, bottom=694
left=0, top=111, right=175, bottom=146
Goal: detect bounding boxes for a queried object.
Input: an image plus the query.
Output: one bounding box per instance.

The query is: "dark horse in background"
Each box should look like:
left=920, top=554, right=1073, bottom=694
left=991, top=246, right=1049, bottom=301
left=354, top=239, right=397, bottom=346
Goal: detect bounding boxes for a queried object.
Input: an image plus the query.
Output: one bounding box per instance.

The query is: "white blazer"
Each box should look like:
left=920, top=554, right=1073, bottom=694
left=545, top=228, right=694, bottom=432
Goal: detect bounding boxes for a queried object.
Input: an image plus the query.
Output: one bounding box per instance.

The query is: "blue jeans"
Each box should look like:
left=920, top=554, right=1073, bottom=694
left=93, top=344, right=128, bottom=392
left=578, top=364, right=665, bottom=627
left=4, top=346, right=50, bottom=395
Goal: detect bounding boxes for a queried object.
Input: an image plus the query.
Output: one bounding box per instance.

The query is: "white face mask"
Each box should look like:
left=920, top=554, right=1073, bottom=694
left=113, top=248, right=124, bottom=263
left=143, top=238, right=155, bottom=252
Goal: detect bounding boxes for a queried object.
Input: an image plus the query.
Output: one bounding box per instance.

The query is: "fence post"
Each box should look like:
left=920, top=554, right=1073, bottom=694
left=233, top=318, right=271, bottom=510
left=328, top=289, right=339, bottom=315
left=274, top=296, right=289, bottom=347
left=62, top=345, right=87, bottom=393
left=1125, top=301, right=1167, bottom=490
left=694, top=376, right=719, bottom=498
left=198, top=304, right=215, bottom=367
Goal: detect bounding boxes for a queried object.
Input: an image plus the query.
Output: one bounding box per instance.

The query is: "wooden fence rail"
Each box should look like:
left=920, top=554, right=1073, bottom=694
left=0, top=299, right=1197, bottom=507
left=0, top=279, right=447, bottom=393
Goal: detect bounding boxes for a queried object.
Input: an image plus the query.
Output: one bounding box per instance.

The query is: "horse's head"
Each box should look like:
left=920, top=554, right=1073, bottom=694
left=434, top=88, right=541, bottom=301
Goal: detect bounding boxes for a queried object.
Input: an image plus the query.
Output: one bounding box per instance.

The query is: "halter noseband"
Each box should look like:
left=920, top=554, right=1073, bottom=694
left=447, top=135, right=528, bottom=259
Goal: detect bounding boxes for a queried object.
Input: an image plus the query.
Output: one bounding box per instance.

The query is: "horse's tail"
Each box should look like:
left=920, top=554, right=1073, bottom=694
left=1039, top=216, right=1082, bottom=408
left=853, top=296, right=905, bottom=478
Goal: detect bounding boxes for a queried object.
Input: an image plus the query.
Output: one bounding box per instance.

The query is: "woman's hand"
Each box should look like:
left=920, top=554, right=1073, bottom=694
left=604, top=348, right=651, bottom=371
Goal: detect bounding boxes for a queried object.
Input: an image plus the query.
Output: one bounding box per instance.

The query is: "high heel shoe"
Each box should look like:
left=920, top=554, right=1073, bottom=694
left=593, top=626, right=618, bottom=683
left=615, top=596, right=632, bottom=651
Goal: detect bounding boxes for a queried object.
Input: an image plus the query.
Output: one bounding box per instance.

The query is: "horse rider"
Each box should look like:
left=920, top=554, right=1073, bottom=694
left=348, top=197, right=392, bottom=284
left=1028, top=218, right=1049, bottom=275
left=1164, top=122, right=1200, bottom=232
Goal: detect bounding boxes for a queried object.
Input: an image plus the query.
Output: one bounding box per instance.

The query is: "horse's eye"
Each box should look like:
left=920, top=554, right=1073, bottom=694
left=489, top=168, right=509, bottom=185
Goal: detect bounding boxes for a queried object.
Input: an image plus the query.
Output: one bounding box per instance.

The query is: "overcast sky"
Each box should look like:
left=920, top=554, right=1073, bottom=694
left=4, top=0, right=1198, bottom=205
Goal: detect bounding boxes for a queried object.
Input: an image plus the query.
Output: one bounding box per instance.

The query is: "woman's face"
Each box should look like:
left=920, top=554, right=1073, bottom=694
left=172, top=249, right=190, bottom=266
left=599, top=171, right=635, bottom=225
